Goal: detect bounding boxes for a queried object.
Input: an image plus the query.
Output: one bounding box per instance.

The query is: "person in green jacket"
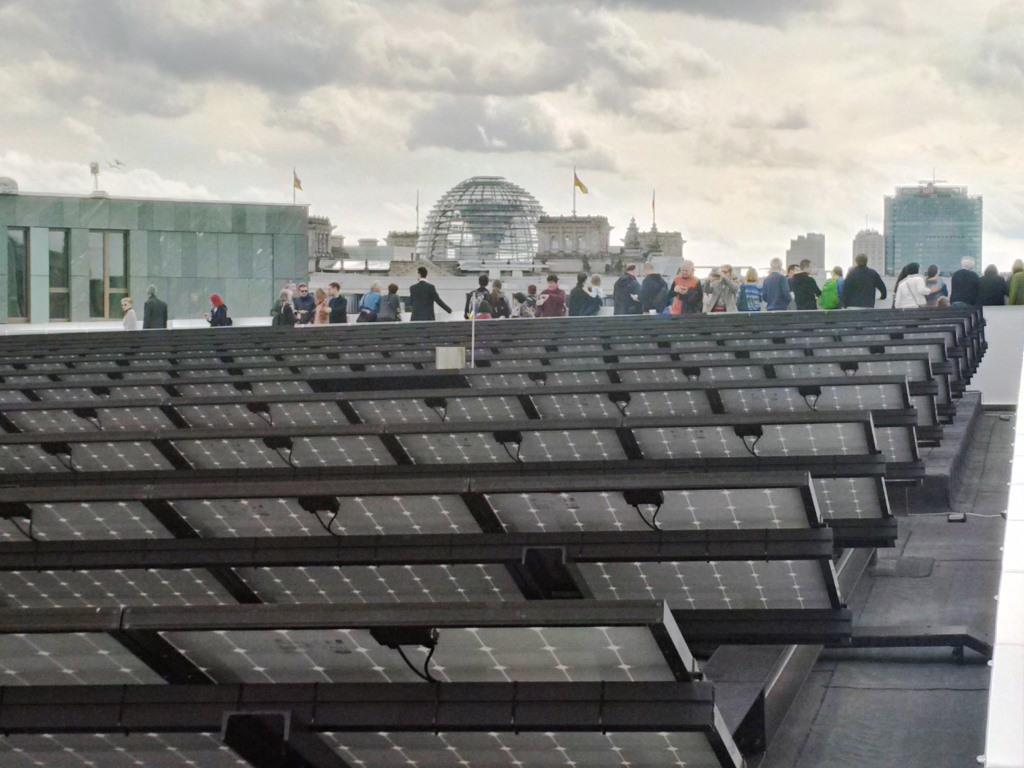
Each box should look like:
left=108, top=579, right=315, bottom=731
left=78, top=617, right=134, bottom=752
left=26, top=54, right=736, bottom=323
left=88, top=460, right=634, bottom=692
left=1009, top=260, right=1024, bottom=305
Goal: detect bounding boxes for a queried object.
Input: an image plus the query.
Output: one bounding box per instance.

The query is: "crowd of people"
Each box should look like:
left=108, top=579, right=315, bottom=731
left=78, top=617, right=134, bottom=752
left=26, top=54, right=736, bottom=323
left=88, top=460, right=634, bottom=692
left=119, top=255, right=1020, bottom=331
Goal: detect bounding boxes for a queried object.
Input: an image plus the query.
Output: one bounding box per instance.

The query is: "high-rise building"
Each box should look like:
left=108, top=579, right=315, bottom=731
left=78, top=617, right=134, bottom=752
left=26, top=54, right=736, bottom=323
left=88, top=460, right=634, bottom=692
left=852, top=229, right=884, bottom=273
left=786, top=233, right=826, bottom=274
left=883, top=182, right=982, bottom=276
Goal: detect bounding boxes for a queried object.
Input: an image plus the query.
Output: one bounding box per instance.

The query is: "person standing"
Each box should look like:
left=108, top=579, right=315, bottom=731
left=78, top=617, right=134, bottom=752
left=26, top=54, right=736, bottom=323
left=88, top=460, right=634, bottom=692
left=488, top=279, right=511, bottom=319
left=639, top=263, right=669, bottom=314
left=464, top=274, right=490, bottom=318
left=978, top=265, right=1008, bottom=306
left=313, top=287, right=331, bottom=324
left=738, top=269, right=762, bottom=311
left=292, top=283, right=315, bottom=324
left=408, top=266, right=451, bottom=322
left=892, top=263, right=929, bottom=308
left=357, top=283, right=382, bottom=322
left=206, top=294, right=231, bottom=326
left=789, top=260, right=821, bottom=310
left=568, top=272, right=601, bottom=316
left=703, top=265, right=738, bottom=313
left=536, top=274, right=567, bottom=317
left=762, top=258, right=792, bottom=311
left=819, top=267, right=843, bottom=310
left=272, top=289, right=297, bottom=326
left=668, top=260, right=703, bottom=315
left=121, top=297, right=138, bottom=331
left=950, top=257, right=981, bottom=306
left=143, top=285, right=168, bottom=329
left=612, top=264, right=642, bottom=315
left=327, top=281, right=347, bottom=323
left=924, top=265, right=948, bottom=306
left=841, top=254, right=887, bottom=308
left=1008, top=260, right=1024, bottom=306
left=377, top=283, right=403, bottom=321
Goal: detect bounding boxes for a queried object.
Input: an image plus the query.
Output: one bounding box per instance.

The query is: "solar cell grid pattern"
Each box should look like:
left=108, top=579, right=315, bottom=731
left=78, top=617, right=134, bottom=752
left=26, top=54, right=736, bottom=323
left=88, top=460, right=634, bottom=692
left=162, top=625, right=677, bottom=684
left=0, top=734, right=249, bottom=768
left=324, top=731, right=725, bottom=768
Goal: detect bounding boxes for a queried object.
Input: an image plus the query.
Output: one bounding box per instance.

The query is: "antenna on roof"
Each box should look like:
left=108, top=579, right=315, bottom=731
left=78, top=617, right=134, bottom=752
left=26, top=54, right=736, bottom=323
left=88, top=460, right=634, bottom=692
left=89, top=161, right=100, bottom=192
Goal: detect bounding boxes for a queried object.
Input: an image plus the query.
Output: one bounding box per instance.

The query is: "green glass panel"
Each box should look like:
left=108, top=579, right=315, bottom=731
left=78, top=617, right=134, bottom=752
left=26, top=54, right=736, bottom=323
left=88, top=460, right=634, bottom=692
left=108, top=232, right=127, bottom=289
left=49, top=292, right=70, bottom=321
left=49, top=230, right=69, bottom=289
left=7, top=228, right=28, bottom=319
left=89, top=279, right=104, bottom=318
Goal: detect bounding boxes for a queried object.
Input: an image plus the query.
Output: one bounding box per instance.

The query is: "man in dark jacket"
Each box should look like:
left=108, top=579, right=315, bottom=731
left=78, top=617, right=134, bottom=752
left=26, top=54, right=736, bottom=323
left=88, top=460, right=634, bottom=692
left=639, top=263, right=669, bottom=313
left=568, top=272, right=601, bottom=316
left=612, top=264, right=641, bottom=314
left=464, top=274, right=489, bottom=318
left=762, top=258, right=791, bottom=311
left=409, top=267, right=451, bottom=321
left=327, top=281, right=347, bottom=323
left=292, top=283, right=316, bottom=324
left=789, top=260, right=821, bottom=310
left=841, top=254, right=888, bottom=308
left=143, top=285, right=168, bottom=329
left=950, top=258, right=981, bottom=306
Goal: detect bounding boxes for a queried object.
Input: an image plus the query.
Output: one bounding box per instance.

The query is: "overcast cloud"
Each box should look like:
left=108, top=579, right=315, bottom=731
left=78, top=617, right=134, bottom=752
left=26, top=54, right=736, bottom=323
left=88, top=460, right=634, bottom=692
left=0, top=0, right=1021, bottom=268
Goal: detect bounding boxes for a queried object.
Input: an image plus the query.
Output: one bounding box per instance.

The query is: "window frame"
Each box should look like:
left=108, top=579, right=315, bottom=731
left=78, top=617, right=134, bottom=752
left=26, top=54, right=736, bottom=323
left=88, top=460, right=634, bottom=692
left=48, top=229, right=70, bottom=322
left=6, top=227, right=30, bottom=323
left=88, top=230, right=129, bottom=320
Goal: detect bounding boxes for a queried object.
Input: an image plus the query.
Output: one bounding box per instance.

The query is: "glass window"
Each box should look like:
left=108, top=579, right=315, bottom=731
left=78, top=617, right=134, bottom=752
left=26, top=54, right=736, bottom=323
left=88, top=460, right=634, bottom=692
left=88, top=230, right=129, bottom=319
left=48, top=229, right=70, bottom=321
left=6, top=228, right=29, bottom=321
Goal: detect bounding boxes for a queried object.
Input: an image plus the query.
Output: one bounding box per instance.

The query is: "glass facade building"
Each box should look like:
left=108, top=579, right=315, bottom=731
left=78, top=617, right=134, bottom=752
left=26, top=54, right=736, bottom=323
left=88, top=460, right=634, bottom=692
left=0, top=187, right=309, bottom=324
left=417, top=176, right=545, bottom=264
left=883, top=183, right=982, bottom=276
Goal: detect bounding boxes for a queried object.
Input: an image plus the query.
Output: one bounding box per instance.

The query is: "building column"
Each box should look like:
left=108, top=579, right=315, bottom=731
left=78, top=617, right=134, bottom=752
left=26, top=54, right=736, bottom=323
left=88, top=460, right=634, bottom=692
left=29, top=227, right=49, bottom=324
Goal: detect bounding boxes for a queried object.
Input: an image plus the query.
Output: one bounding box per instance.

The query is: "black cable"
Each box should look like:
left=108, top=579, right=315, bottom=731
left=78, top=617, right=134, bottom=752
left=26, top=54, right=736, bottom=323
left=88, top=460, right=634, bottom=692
left=10, top=515, right=35, bottom=541
left=631, top=503, right=663, bottom=532
left=396, top=643, right=440, bottom=684
left=429, top=405, right=448, bottom=422
left=311, top=508, right=341, bottom=537
left=55, top=453, right=76, bottom=472
left=501, top=441, right=523, bottom=463
left=741, top=434, right=762, bottom=457
left=273, top=446, right=297, bottom=468
left=802, top=393, right=820, bottom=410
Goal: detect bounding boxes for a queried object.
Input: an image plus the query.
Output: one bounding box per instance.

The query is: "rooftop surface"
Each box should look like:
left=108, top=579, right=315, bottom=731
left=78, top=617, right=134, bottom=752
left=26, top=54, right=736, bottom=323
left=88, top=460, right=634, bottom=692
left=761, top=411, right=1007, bottom=767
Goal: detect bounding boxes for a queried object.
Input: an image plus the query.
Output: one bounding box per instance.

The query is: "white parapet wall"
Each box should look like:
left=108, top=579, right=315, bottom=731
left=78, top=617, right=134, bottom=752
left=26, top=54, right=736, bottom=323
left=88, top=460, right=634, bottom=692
left=984, top=350, right=1024, bottom=767
left=971, top=307, right=1024, bottom=407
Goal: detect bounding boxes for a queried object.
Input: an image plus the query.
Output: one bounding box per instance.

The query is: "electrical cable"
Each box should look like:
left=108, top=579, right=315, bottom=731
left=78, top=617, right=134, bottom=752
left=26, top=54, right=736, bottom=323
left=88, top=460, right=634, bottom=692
left=396, top=642, right=440, bottom=684
left=501, top=441, right=523, bottom=463
left=631, top=502, right=663, bottom=532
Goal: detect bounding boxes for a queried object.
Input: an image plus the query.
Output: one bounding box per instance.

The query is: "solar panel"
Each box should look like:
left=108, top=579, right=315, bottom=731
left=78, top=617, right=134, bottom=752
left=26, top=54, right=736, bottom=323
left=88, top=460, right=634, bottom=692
left=0, top=733, right=248, bottom=768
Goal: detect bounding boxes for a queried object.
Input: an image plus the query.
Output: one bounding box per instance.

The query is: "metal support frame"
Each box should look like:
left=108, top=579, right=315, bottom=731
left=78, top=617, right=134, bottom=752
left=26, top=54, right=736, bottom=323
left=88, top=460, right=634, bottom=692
left=0, top=681, right=744, bottom=768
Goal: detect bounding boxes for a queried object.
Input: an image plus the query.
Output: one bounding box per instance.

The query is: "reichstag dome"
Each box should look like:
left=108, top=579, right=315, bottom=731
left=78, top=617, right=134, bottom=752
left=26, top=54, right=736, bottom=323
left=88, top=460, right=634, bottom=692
left=417, top=176, right=545, bottom=263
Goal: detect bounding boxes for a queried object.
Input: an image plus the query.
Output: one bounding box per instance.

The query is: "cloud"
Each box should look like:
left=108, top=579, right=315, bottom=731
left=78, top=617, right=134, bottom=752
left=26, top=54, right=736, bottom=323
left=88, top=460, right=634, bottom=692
left=409, top=96, right=584, bottom=153
left=732, top=106, right=811, bottom=131
left=579, top=0, right=836, bottom=24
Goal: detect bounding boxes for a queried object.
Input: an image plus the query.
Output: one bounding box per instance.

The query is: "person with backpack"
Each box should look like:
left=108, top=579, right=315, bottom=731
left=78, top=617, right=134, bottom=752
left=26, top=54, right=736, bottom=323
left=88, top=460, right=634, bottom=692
left=612, top=264, right=642, bottom=314
left=488, top=279, right=511, bottom=319
left=378, top=283, right=402, bottom=321
left=820, top=267, right=843, bottom=310
left=639, top=263, right=669, bottom=314
left=357, top=283, right=383, bottom=322
left=206, top=294, right=231, bottom=326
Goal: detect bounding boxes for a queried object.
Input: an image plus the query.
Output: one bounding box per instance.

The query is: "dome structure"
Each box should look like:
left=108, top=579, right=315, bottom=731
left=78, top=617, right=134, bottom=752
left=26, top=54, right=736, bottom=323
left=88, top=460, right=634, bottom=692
left=417, top=176, right=545, bottom=264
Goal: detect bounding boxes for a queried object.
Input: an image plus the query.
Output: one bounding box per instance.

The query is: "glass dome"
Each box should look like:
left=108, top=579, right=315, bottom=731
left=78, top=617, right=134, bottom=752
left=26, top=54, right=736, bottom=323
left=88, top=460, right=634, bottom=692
left=417, top=176, right=545, bottom=263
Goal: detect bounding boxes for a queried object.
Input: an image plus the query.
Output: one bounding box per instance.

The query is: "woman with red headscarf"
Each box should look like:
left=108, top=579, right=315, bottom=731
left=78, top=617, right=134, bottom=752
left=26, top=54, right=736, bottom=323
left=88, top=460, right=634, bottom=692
left=206, top=294, right=232, bottom=327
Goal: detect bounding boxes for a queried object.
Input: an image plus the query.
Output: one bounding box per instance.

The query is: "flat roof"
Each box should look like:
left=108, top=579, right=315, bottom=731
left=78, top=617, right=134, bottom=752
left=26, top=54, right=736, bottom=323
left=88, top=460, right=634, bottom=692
left=1, top=189, right=308, bottom=209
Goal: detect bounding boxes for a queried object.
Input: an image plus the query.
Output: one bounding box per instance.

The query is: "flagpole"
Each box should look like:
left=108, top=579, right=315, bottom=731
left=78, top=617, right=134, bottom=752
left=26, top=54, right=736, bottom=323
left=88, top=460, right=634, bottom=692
left=292, top=168, right=296, bottom=205
left=572, top=166, right=576, bottom=217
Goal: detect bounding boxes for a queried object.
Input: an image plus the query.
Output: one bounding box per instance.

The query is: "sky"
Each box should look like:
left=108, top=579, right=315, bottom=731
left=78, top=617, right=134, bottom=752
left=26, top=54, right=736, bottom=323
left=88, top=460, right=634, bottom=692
left=2, top=0, right=1024, bottom=270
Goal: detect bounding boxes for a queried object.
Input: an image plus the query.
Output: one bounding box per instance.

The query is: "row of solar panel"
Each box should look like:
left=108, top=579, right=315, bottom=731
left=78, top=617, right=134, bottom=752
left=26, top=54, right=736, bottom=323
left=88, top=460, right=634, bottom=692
left=0, top=310, right=983, bottom=767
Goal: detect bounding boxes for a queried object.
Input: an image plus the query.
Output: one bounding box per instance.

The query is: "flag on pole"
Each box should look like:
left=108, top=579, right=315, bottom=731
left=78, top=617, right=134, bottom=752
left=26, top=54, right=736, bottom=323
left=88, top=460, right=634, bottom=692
left=573, top=171, right=588, bottom=194
left=652, top=188, right=656, bottom=226
left=293, top=169, right=303, bottom=191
